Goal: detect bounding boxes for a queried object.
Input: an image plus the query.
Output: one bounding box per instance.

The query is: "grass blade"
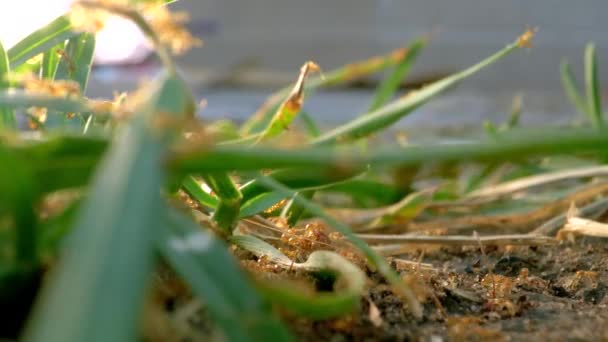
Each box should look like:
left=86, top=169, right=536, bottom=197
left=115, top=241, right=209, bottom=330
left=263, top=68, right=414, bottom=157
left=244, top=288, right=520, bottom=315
left=560, top=60, right=589, bottom=118
left=240, top=45, right=423, bottom=135
left=368, top=38, right=426, bottom=111
left=258, top=62, right=320, bottom=141
left=240, top=191, right=287, bottom=217
left=8, top=15, right=76, bottom=68
left=182, top=176, right=218, bottom=209
left=0, top=147, right=38, bottom=264
left=232, top=235, right=367, bottom=319
left=0, top=40, right=16, bottom=129
left=55, top=33, right=96, bottom=93
left=0, top=91, right=89, bottom=113
left=160, top=208, right=293, bottom=341
left=23, top=72, right=192, bottom=342
left=311, top=30, right=533, bottom=145
left=23, top=118, right=164, bottom=342
left=171, top=128, right=608, bottom=174
left=585, top=43, right=603, bottom=127
left=40, top=43, right=64, bottom=80
left=251, top=174, right=423, bottom=318
left=240, top=168, right=360, bottom=202
left=202, top=173, right=242, bottom=233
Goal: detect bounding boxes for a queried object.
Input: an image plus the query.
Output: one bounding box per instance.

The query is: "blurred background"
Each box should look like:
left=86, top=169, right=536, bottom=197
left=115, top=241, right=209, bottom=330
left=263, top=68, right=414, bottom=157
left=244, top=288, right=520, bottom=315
left=1, top=0, right=606, bottom=133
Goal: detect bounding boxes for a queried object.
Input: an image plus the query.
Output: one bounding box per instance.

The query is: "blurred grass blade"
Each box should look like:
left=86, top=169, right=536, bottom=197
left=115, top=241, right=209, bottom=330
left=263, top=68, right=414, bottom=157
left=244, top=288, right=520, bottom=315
left=240, top=45, right=421, bottom=135
left=240, top=168, right=360, bottom=202
left=182, top=176, right=218, bottom=209
left=171, top=129, right=608, bottom=175
left=311, top=30, right=533, bottom=145
left=252, top=174, right=423, bottom=318
left=232, top=235, right=367, bottom=319
left=23, top=72, right=193, bottom=342
left=585, top=43, right=603, bottom=128
left=23, top=119, right=164, bottom=342
left=240, top=191, right=287, bottom=218
left=202, top=173, right=242, bottom=233
left=0, top=91, right=89, bottom=113
left=48, top=33, right=96, bottom=128
left=160, top=209, right=293, bottom=341
left=0, top=40, right=16, bottom=129
left=299, top=111, right=320, bottom=137
left=40, top=43, right=64, bottom=80
left=258, top=61, right=320, bottom=141
left=55, top=33, right=96, bottom=93
left=560, top=60, right=589, bottom=118
left=8, top=15, right=76, bottom=68
left=17, top=135, right=107, bottom=194
left=0, top=147, right=38, bottom=264
left=368, top=38, right=426, bottom=111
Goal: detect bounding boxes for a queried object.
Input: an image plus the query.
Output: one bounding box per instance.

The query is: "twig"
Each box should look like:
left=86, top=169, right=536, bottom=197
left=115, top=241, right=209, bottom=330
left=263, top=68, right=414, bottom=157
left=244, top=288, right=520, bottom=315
left=364, top=233, right=555, bottom=247
left=531, top=197, right=608, bottom=236
left=467, top=165, right=608, bottom=199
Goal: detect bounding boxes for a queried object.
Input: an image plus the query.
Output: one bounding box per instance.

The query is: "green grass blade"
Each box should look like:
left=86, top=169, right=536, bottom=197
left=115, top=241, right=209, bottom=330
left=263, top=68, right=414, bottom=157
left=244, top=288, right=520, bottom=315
left=182, top=176, right=218, bottom=209
left=0, top=147, right=38, bottom=264
left=240, top=191, right=287, bottom=217
left=251, top=174, right=423, bottom=318
left=299, top=111, right=321, bottom=137
left=160, top=208, right=293, bottom=341
left=16, top=135, right=107, bottom=194
left=202, top=173, right=242, bottom=233
left=0, top=40, right=16, bottom=129
left=8, top=15, right=76, bottom=68
left=0, top=91, right=89, bottom=113
left=560, top=60, right=589, bottom=119
left=23, top=72, right=192, bottom=342
left=171, top=128, right=608, bottom=174
left=40, top=43, right=64, bottom=80
left=311, top=33, right=529, bottom=145
left=257, top=62, right=319, bottom=141
left=232, top=235, right=367, bottom=319
left=585, top=43, right=604, bottom=128
left=55, top=33, right=96, bottom=93
left=240, top=45, right=421, bottom=135
left=23, top=120, right=164, bottom=342
left=240, top=168, right=360, bottom=202
left=368, top=39, right=426, bottom=111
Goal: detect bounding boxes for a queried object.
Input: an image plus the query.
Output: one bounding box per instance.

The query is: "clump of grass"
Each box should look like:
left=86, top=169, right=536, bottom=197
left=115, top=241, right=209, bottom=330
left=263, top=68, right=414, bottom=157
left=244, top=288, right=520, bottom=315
left=1, top=1, right=606, bottom=341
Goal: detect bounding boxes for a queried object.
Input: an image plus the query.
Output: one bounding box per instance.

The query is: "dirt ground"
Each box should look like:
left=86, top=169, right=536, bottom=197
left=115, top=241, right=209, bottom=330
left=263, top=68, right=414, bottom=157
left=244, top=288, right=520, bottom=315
left=278, top=238, right=608, bottom=341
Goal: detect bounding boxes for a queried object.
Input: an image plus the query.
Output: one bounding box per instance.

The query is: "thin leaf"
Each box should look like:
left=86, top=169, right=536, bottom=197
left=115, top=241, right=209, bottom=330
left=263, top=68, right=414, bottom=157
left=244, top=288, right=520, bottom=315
left=182, top=176, right=218, bottom=209
left=160, top=209, right=293, bottom=341
left=368, top=38, right=426, bottom=111
left=258, top=61, right=320, bottom=141
left=23, top=72, right=192, bottom=342
left=8, top=15, right=76, bottom=68
left=202, top=172, right=242, bottom=233
left=311, top=30, right=533, bottom=145
left=560, top=59, right=589, bottom=118
left=171, top=128, right=608, bottom=174
left=0, top=91, right=89, bottom=113
left=240, top=191, right=287, bottom=217
left=0, top=40, right=16, bottom=129
left=299, top=111, right=321, bottom=137
left=251, top=174, right=423, bottom=318
left=40, top=43, right=64, bottom=80
left=240, top=167, right=360, bottom=202
left=0, top=146, right=38, bottom=264
left=240, top=45, right=422, bottom=135
left=585, top=43, right=603, bottom=127
left=468, top=164, right=608, bottom=199
left=231, top=235, right=367, bottom=319
left=55, top=33, right=96, bottom=93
